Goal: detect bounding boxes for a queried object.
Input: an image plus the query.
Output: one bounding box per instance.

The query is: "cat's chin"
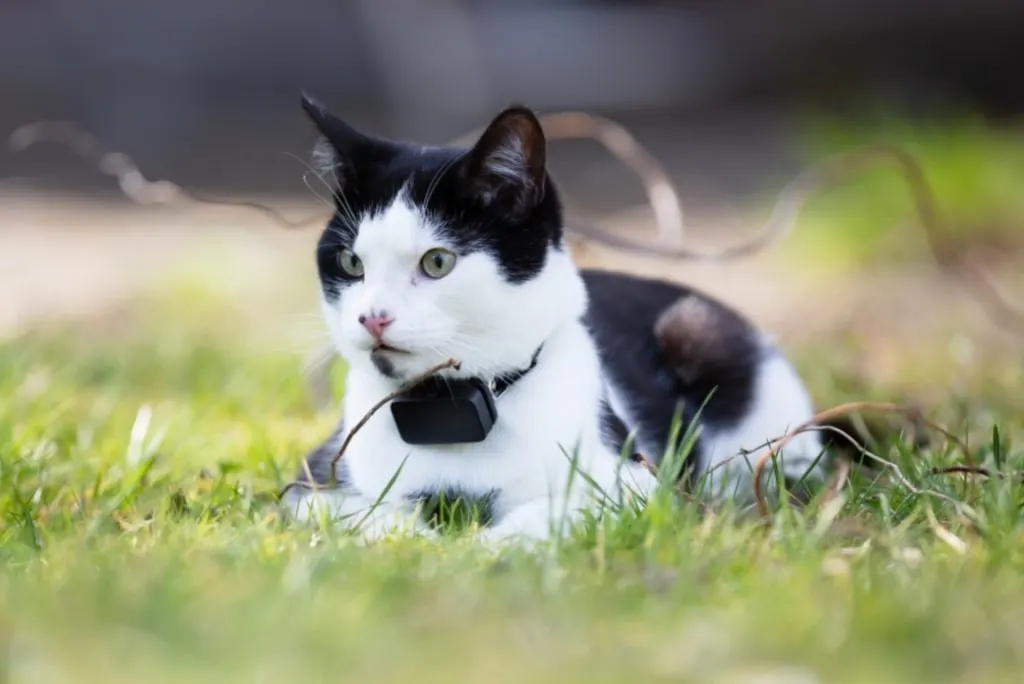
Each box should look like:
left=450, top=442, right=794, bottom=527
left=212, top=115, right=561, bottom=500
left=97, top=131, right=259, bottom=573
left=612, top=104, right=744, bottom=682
left=368, top=347, right=412, bottom=381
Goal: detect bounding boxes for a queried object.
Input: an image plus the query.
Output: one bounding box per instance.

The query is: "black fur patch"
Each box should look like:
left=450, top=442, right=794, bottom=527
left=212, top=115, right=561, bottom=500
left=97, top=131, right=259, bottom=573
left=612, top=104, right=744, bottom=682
left=407, top=488, right=500, bottom=530
left=598, top=398, right=645, bottom=464
left=369, top=349, right=398, bottom=379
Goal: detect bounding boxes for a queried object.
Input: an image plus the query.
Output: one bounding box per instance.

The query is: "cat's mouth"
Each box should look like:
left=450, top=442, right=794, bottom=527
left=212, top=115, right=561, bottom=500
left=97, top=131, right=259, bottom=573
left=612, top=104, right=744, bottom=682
left=369, top=343, right=412, bottom=379
left=371, top=342, right=410, bottom=355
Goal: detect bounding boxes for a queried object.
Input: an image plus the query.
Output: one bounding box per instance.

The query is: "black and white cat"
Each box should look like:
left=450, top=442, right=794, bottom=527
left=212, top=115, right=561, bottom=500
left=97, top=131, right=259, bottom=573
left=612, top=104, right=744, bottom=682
left=284, top=95, right=825, bottom=543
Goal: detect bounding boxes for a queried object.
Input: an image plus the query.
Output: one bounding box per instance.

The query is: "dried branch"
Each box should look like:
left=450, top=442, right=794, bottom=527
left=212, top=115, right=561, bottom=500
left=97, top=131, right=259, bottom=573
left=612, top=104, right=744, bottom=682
left=7, top=121, right=326, bottom=229
left=820, top=457, right=852, bottom=510
left=751, top=401, right=975, bottom=518
left=931, top=465, right=991, bottom=477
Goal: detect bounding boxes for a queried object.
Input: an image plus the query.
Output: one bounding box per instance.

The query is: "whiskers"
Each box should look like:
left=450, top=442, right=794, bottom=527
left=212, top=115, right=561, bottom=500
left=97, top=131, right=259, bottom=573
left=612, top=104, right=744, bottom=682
left=417, top=332, right=515, bottom=378
left=421, top=155, right=460, bottom=213
left=282, top=151, right=359, bottom=227
left=264, top=312, right=334, bottom=357
left=269, top=310, right=339, bottom=410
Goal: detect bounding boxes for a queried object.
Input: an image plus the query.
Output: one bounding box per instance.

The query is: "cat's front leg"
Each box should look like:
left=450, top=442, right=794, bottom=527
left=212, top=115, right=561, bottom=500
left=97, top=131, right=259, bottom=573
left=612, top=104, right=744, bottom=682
left=351, top=497, right=436, bottom=542
left=285, top=487, right=434, bottom=542
left=477, top=460, right=657, bottom=547
left=477, top=497, right=584, bottom=547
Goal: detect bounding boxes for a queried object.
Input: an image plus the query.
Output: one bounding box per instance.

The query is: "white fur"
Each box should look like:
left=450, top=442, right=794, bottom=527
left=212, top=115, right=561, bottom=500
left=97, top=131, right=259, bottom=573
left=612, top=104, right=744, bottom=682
left=310, top=137, right=337, bottom=177
left=287, top=191, right=657, bottom=544
left=696, top=345, right=824, bottom=505
left=482, top=136, right=527, bottom=184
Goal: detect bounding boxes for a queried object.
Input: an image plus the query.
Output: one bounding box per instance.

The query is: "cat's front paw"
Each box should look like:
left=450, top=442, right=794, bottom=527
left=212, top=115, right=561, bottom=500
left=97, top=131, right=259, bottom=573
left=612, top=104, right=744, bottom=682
left=474, top=498, right=578, bottom=551
left=284, top=488, right=435, bottom=542
left=351, top=508, right=437, bottom=544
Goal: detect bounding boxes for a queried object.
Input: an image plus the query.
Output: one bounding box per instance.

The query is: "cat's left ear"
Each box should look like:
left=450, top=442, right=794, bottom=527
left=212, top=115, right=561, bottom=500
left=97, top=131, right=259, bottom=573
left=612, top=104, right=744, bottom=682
left=460, top=106, right=546, bottom=212
left=301, top=92, right=390, bottom=184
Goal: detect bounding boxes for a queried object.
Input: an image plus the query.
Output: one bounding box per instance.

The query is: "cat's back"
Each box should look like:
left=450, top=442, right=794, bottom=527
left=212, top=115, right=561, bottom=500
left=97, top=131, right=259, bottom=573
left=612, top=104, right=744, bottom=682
left=580, top=268, right=762, bottom=373
left=581, top=269, right=704, bottom=342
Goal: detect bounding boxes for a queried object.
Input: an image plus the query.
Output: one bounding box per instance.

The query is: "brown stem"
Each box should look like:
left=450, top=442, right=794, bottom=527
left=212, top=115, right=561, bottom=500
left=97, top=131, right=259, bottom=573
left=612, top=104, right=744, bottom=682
left=751, top=401, right=973, bottom=518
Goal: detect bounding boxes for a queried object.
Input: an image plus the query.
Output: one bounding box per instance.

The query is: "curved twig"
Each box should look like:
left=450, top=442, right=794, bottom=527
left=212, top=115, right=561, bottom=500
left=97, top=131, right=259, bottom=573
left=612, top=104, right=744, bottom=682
left=931, top=465, right=991, bottom=478
left=820, top=456, right=852, bottom=510
left=751, top=401, right=974, bottom=518
left=7, top=121, right=325, bottom=229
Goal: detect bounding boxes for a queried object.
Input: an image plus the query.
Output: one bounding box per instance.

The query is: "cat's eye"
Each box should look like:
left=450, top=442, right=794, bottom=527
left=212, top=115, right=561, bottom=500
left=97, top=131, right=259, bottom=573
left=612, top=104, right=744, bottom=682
left=419, top=248, right=457, bottom=279
left=337, top=248, right=364, bottom=278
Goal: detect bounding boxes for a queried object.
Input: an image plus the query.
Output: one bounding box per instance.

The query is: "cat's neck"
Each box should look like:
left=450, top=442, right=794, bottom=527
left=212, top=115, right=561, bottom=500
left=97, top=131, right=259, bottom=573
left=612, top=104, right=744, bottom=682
left=342, top=316, right=595, bottom=419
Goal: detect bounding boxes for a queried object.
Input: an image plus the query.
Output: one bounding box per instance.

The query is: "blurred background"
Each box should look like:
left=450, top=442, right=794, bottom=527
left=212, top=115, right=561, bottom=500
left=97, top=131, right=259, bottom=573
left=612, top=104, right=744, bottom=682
left=2, top=0, right=1023, bottom=393
left=6, top=0, right=1024, bottom=197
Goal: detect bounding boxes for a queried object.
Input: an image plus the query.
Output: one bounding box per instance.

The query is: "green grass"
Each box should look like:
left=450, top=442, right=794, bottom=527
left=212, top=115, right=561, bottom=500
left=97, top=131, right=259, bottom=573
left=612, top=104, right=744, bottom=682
left=778, top=112, right=1024, bottom=270
left=2, top=279, right=1023, bottom=684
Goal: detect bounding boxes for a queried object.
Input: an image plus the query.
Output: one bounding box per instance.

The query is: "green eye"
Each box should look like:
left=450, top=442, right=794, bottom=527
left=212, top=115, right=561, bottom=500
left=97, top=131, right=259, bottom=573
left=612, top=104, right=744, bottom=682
left=419, top=248, right=457, bottom=279
left=337, top=248, right=364, bottom=278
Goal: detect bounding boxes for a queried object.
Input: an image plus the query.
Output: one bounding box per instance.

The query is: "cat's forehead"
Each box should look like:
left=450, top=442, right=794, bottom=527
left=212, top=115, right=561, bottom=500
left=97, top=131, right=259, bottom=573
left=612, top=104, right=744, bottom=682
left=391, top=144, right=461, bottom=174
left=380, top=145, right=463, bottom=196
left=343, top=146, right=465, bottom=251
left=342, top=145, right=463, bottom=217
left=352, top=190, right=438, bottom=258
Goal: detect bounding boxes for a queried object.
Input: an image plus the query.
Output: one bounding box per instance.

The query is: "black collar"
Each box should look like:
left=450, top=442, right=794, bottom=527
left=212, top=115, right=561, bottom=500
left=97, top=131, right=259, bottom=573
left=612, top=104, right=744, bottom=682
left=389, top=346, right=543, bottom=445
left=398, top=345, right=543, bottom=400
left=490, top=345, right=543, bottom=397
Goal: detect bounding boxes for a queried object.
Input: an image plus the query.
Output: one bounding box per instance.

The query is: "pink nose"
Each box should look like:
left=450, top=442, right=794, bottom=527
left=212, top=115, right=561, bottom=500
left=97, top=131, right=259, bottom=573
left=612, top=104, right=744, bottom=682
left=358, top=312, right=393, bottom=340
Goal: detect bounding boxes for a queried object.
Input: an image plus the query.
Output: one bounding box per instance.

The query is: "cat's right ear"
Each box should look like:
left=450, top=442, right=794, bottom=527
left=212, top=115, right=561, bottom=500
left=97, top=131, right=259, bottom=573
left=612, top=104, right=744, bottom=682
left=459, top=106, right=547, bottom=214
left=301, top=92, right=385, bottom=182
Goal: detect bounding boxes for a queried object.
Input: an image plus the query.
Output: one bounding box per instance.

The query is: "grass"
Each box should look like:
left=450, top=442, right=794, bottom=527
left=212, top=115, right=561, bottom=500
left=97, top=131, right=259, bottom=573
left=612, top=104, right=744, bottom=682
left=2, top=274, right=1023, bottom=684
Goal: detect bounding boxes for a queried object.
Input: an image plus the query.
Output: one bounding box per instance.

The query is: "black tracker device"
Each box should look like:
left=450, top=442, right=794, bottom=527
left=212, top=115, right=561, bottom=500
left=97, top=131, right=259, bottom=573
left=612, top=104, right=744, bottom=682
left=390, top=377, right=498, bottom=445
left=389, top=347, right=542, bottom=446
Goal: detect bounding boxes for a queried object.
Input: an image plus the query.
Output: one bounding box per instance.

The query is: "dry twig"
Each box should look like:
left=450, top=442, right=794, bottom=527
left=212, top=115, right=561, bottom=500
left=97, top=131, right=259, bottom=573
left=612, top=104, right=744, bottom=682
left=751, top=401, right=975, bottom=518
left=932, top=465, right=992, bottom=478
left=820, top=457, right=852, bottom=510
left=7, top=121, right=326, bottom=229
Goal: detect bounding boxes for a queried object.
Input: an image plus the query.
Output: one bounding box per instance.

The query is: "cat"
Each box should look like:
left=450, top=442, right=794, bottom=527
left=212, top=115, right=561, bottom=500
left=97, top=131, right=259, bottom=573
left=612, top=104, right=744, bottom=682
left=282, top=94, right=826, bottom=543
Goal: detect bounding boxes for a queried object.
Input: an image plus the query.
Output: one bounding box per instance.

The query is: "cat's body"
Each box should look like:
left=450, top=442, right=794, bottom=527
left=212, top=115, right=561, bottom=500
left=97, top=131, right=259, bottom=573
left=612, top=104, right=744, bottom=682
left=284, top=96, right=824, bottom=542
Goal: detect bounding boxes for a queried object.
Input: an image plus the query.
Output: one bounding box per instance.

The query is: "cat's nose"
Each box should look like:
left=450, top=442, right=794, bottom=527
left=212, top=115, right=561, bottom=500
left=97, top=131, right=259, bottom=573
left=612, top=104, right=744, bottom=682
left=358, top=312, right=394, bottom=340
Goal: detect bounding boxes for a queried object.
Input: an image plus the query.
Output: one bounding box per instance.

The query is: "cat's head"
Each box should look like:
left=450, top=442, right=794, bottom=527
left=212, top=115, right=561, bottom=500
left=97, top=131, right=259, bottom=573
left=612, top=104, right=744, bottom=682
left=302, top=94, right=587, bottom=383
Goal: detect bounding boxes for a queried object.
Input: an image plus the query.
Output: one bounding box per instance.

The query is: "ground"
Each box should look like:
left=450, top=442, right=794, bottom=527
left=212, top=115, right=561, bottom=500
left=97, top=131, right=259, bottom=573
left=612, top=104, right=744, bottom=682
left=2, top=118, right=1023, bottom=683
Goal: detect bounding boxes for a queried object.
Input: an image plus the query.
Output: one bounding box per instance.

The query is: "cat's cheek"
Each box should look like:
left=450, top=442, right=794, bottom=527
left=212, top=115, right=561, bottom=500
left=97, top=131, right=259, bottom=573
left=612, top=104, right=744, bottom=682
left=320, top=298, right=362, bottom=356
